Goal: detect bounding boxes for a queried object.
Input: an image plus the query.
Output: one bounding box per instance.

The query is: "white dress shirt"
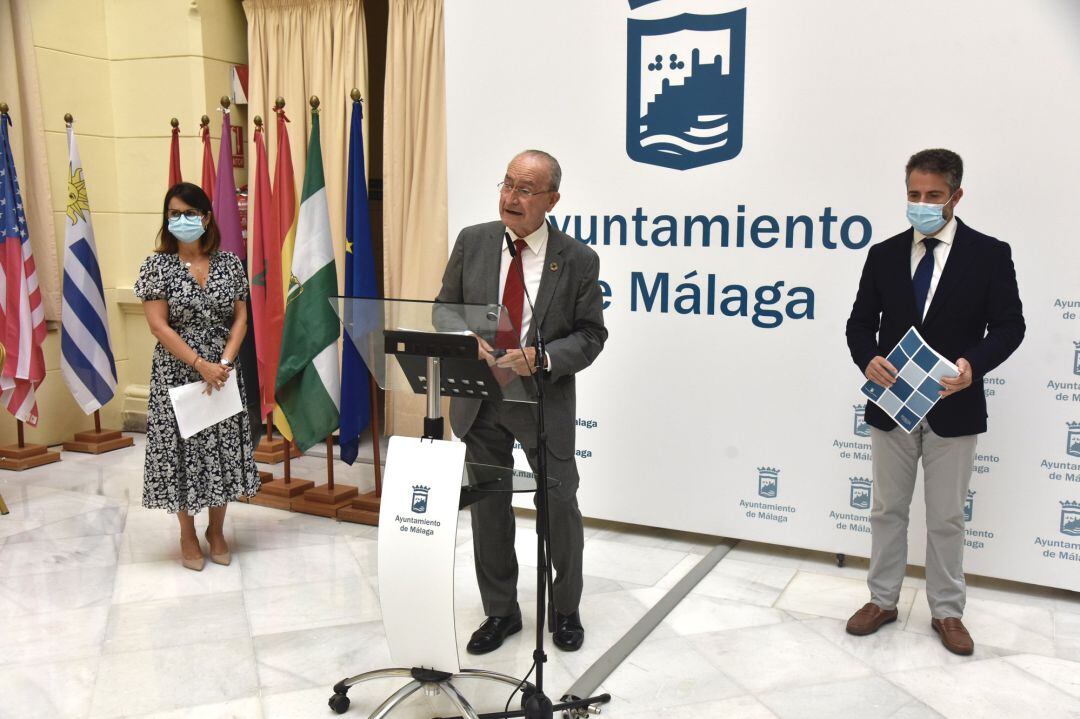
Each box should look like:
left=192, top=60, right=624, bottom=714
left=911, top=216, right=957, bottom=319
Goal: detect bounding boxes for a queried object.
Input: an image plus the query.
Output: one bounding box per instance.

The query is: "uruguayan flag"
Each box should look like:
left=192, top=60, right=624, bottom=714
left=61, top=124, right=117, bottom=413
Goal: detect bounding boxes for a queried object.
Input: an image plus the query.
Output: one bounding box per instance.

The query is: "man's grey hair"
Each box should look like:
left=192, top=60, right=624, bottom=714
left=906, top=148, right=964, bottom=193
left=515, top=149, right=562, bottom=192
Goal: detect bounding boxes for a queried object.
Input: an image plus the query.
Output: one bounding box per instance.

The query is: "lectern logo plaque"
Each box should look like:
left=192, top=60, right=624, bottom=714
left=411, top=485, right=430, bottom=514
left=626, top=7, right=747, bottom=170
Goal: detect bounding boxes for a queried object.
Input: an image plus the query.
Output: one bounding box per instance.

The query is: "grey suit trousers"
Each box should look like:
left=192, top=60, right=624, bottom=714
left=868, top=422, right=977, bottom=619
left=463, top=400, right=584, bottom=618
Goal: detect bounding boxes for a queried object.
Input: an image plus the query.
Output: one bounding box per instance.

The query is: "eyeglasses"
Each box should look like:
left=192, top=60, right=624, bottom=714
left=167, top=209, right=204, bottom=220
left=497, top=182, right=554, bottom=199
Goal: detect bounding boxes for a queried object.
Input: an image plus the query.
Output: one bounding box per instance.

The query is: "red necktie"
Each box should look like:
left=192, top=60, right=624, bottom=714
left=496, top=239, right=528, bottom=350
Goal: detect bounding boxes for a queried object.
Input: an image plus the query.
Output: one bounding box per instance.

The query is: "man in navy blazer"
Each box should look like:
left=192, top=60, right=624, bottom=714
left=845, top=149, right=1024, bottom=655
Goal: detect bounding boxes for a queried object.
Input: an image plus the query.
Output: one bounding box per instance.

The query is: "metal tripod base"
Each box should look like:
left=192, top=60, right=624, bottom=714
left=329, top=666, right=536, bottom=718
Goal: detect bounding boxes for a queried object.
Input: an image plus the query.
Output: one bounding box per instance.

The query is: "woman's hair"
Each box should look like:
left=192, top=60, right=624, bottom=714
left=156, top=182, right=221, bottom=254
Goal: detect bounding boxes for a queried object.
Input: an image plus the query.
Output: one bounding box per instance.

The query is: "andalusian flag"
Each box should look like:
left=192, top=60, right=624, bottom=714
left=274, top=109, right=340, bottom=451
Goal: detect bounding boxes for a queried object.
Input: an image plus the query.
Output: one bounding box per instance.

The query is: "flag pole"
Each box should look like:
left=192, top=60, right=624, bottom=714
left=326, top=436, right=335, bottom=491
left=370, top=375, right=382, bottom=497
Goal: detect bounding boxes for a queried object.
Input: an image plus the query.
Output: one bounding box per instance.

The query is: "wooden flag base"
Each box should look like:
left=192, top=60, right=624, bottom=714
left=62, top=429, right=133, bottom=454
left=253, top=436, right=301, bottom=464
left=249, top=476, right=315, bottom=510
left=0, top=442, right=61, bottom=471
left=291, top=483, right=359, bottom=518
left=338, top=490, right=381, bottom=525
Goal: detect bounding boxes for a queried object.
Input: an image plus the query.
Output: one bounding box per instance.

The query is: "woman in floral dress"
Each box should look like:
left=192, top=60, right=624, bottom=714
left=134, top=182, right=260, bottom=571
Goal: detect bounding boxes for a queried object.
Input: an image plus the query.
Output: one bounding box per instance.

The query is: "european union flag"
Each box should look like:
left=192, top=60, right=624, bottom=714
left=339, top=96, right=378, bottom=464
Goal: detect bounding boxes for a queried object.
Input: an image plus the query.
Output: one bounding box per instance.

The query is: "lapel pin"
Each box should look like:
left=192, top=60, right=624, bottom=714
left=549, top=262, right=558, bottom=272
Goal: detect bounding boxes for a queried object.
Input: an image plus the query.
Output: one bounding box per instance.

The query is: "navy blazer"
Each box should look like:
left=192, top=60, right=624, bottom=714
left=846, top=218, right=1025, bottom=437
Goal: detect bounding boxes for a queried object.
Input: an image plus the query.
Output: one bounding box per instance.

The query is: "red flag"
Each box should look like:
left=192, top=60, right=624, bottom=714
left=268, top=107, right=297, bottom=436
left=250, top=121, right=279, bottom=418
left=212, top=111, right=244, bottom=259
left=201, top=122, right=215, bottom=202
left=168, top=122, right=182, bottom=188
left=0, top=115, right=47, bottom=425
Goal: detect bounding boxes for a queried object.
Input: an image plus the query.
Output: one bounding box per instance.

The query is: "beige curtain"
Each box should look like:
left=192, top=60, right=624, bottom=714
left=383, top=0, right=447, bottom=436
left=0, top=0, right=61, bottom=321
left=243, top=0, right=369, bottom=286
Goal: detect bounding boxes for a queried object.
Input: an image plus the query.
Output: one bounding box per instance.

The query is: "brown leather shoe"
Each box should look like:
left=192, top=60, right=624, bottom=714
left=845, top=602, right=898, bottom=636
left=932, top=617, right=974, bottom=655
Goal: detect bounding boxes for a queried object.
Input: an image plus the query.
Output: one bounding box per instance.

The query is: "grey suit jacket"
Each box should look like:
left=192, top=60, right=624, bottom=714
left=435, top=220, right=608, bottom=459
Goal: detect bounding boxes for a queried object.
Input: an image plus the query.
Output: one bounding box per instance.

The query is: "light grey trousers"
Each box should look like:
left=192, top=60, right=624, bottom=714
left=869, top=422, right=977, bottom=619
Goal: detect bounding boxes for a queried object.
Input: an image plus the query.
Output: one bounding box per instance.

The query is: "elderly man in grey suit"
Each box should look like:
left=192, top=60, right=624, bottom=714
left=436, top=150, right=607, bottom=654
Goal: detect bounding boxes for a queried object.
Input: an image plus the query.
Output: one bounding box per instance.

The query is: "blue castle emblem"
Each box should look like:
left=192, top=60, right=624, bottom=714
left=964, top=490, right=975, bottom=523
left=849, top=477, right=872, bottom=510
left=1073, top=341, right=1080, bottom=376
left=853, top=404, right=870, bottom=438
left=411, top=485, right=430, bottom=514
left=626, top=4, right=746, bottom=170
left=1068, top=422, right=1080, bottom=459
left=757, top=467, right=779, bottom=499
left=1061, top=501, right=1080, bottom=537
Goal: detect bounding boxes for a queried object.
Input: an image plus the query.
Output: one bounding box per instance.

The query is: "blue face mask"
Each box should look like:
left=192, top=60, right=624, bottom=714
left=906, top=193, right=955, bottom=235
left=168, top=215, right=206, bottom=244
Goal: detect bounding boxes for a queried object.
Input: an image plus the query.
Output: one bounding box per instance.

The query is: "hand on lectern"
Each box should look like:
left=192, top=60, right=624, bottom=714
left=476, top=335, right=497, bottom=366
left=496, top=347, right=538, bottom=377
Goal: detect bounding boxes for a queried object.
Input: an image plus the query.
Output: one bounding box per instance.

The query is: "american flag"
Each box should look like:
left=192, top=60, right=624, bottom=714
left=0, top=114, right=47, bottom=425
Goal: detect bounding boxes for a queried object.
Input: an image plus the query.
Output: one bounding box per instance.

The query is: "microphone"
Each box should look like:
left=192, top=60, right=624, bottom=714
left=504, top=230, right=544, bottom=376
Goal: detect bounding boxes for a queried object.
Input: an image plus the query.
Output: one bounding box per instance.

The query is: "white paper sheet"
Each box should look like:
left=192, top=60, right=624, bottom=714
left=167, top=372, right=243, bottom=439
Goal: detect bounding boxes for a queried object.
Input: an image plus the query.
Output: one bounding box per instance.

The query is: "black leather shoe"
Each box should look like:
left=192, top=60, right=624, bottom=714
left=466, top=612, right=523, bottom=655
left=552, top=611, right=584, bottom=651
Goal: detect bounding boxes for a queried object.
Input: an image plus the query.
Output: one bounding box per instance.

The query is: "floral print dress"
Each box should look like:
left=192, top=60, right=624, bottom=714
left=134, top=250, right=260, bottom=514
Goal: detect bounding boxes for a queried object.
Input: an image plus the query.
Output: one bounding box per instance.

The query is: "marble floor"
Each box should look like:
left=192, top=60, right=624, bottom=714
left=2, top=436, right=1080, bottom=718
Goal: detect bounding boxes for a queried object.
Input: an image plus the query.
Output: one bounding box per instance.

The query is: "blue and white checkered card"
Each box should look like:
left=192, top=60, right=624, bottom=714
left=860, top=327, right=959, bottom=434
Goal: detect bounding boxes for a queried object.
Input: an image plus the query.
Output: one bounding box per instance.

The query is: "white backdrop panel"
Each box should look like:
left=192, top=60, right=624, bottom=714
left=444, top=0, right=1080, bottom=591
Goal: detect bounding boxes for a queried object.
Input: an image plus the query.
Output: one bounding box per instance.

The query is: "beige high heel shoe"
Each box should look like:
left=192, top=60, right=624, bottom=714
left=205, top=529, right=231, bottom=566
left=180, top=539, right=205, bottom=571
